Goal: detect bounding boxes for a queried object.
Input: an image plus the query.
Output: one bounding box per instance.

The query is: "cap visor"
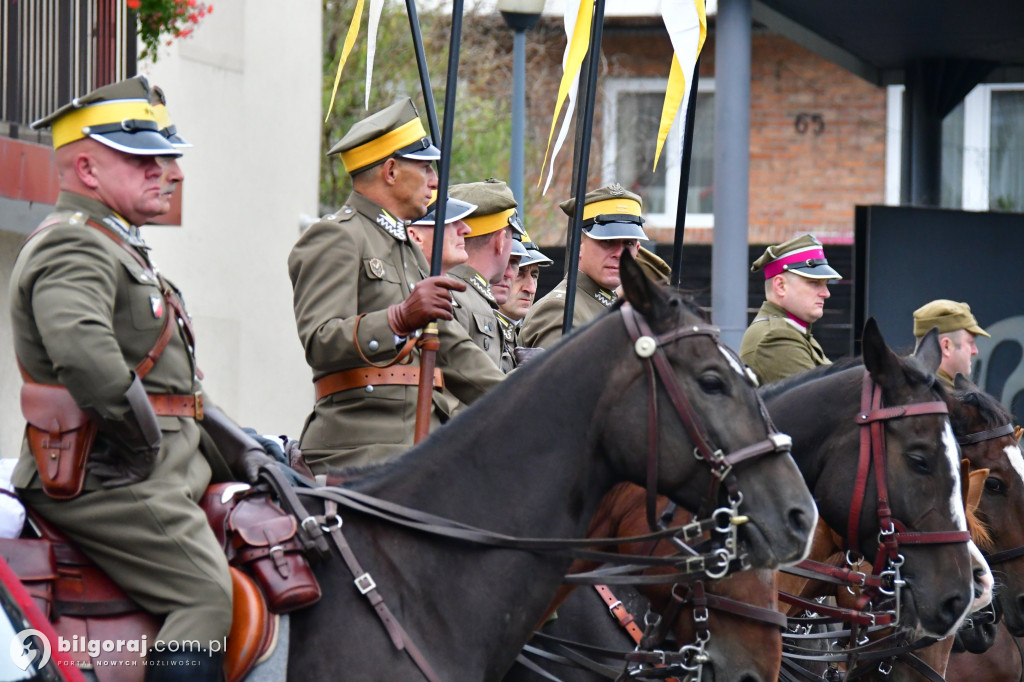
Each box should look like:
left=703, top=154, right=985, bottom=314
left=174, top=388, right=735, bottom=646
left=168, top=133, right=192, bottom=148
left=90, top=130, right=182, bottom=156
left=400, top=142, right=441, bottom=162
left=521, top=249, right=553, bottom=267
left=787, top=263, right=842, bottom=280
left=584, top=221, right=648, bottom=241
left=412, top=196, right=477, bottom=226
left=969, top=325, right=991, bottom=338
left=511, top=240, right=530, bottom=257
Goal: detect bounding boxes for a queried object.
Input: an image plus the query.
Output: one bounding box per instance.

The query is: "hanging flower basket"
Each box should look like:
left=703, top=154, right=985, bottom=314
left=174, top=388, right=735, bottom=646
left=127, top=0, right=213, bottom=62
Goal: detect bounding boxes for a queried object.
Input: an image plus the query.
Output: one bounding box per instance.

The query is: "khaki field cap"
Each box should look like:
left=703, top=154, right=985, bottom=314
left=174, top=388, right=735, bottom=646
left=327, top=97, right=440, bottom=174
left=412, top=189, right=477, bottom=226
left=31, top=75, right=179, bottom=155
left=560, top=184, right=648, bottom=241
left=449, top=179, right=525, bottom=238
left=636, top=246, right=671, bottom=285
left=751, top=233, right=841, bottom=280
left=913, top=299, right=990, bottom=338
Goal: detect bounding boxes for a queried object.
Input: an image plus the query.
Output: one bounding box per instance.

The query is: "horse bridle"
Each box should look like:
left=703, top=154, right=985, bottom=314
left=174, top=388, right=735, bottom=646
left=959, top=421, right=1024, bottom=567
left=619, top=303, right=793, bottom=545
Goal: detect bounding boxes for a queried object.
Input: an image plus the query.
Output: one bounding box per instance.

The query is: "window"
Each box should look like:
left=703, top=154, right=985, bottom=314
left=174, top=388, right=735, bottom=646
left=603, top=78, right=715, bottom=229
left=886, top=83, right=1024, bottom=212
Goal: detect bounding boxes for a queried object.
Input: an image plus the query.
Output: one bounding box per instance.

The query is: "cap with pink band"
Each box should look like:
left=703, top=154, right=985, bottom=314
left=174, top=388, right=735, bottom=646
left=763, top=247, right=826, bottom=279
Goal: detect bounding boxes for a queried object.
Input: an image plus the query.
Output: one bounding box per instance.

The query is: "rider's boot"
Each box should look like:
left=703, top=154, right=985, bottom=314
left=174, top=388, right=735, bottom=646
left=144, top=647, right=225, bottom=681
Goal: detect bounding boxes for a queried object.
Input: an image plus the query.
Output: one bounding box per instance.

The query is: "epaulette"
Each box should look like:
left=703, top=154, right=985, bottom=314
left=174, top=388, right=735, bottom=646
left=322, top=206, right=357, bottom=223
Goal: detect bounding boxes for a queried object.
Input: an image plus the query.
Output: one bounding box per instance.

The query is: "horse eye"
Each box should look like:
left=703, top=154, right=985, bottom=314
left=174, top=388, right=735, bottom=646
left=904, top=452, right=931, bottom=474
left=698, top=373, right=726, bottom=395
left=984, top=476, right=1006, bottom=495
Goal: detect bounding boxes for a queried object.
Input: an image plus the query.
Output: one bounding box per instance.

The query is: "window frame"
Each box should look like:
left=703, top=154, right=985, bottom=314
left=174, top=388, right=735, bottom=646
left=603, top=76, right=715, bottom=230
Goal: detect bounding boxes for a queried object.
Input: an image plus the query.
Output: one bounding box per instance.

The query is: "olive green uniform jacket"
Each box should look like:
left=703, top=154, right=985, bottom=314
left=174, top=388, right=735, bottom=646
left=9, top=191, right=232, bottom=645
left=495, top=311, right=518, bottom=373
left=519, top=271, right=615, bottom=349
left=739, top=301, right=831, bottom=386
left=448, top=264, right=502, bottom=369
left=288, top=192, right=504, bottom=471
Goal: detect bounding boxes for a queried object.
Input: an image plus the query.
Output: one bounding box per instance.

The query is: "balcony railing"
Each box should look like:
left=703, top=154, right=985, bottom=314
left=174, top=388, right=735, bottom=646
left=1, top=0, right=136, bottom=142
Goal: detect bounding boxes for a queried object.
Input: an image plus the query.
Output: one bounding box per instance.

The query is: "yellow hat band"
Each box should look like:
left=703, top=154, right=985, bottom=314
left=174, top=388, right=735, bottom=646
left=465, top=208, right=517, bottom=237
left=582, top=198, right=642, bottom=221
left=152, top=103, right=173, bottom=131
left=340, top=118, right=428, bottom=173
left=51, top=99, right=159, bottom=149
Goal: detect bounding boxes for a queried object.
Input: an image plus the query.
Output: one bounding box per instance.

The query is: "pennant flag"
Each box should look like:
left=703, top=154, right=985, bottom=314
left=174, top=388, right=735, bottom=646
left=365, top=0, right=386, bottom=109
left=652, top=0, right=706, bottom=171
left=539, top=0, right=593, bottom=193
left=325, top=0, right=367, bottom=122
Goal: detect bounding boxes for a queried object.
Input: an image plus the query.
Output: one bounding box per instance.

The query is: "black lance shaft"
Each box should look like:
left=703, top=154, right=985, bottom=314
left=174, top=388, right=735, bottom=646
left=415, top=0, right=465, bottom=444
left=561, top=0, right=607, bottom=336
left=405, top=0, right=441, bottom=144
left=670, top=55, right=702, bottom=287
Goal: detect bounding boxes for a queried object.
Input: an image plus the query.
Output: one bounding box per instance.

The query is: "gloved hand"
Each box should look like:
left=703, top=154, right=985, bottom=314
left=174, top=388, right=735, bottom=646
left=387, top=276, right=467, bottom=337
left=239, top=447, right=276, bottom=484
left=87, top=439, right=158, bottom=488
left=514, top=346, right=545, bottom=366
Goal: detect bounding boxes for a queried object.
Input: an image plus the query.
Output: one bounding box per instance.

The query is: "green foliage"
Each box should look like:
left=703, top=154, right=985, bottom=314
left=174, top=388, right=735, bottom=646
left=320, top=0, right=513, bottom=213
left=129, top=0, right=212, bottom=63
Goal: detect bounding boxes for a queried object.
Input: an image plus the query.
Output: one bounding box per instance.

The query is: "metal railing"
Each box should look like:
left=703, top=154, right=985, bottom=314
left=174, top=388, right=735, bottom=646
left=1, top=0, right=136, bottom=140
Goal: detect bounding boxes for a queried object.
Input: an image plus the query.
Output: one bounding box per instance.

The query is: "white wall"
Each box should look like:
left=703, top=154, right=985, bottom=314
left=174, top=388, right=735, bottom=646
left=134, top=0, right=321, bottom=440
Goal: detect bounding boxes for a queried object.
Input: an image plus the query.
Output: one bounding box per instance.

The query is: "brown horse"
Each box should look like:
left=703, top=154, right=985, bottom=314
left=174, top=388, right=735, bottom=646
left=507, top=482, right=783, bottom=682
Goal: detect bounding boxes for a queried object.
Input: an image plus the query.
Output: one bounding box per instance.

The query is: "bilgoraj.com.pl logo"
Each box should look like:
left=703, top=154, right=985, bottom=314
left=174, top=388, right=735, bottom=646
left=9, top=629, right=51, bottom=671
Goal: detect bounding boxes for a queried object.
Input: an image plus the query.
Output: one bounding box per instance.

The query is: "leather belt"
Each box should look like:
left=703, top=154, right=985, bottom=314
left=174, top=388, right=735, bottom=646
left=148, top=392, right=204, bottom=420
left=315, top=367, right=443, bottom=400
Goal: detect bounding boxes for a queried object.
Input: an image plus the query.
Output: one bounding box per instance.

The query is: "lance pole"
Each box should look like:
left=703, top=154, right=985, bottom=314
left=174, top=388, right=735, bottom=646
left=561, top=0, right=606, bottom=336
left=405, top=0, right=441, bottom=143
left=670, top=55, right=702, bottom=287
left=415, top=0, right=466, bottom=443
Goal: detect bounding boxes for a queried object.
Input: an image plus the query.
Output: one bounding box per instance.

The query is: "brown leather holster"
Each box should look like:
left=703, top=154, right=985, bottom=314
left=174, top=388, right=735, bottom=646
left=20, top=384, right=98, bottom=499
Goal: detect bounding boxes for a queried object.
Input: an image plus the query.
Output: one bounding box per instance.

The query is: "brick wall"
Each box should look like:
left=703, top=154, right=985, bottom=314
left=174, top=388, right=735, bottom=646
left=517, top=19, right=887, bottom=247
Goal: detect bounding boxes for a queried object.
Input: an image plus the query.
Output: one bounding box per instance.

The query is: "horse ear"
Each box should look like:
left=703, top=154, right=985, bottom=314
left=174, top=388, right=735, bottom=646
left=913, top=327, right=942, bottom=374
left=861, top=318, right=901, bottom=386
left=620, top=249, right=659, bottom=318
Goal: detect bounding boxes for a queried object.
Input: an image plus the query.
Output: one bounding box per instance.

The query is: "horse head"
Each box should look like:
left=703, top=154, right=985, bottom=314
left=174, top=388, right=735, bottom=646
left=612, top=252, right=816, bottom=569
left=766, top=318, right=974, bottom=639
left=949, top=373, right=1024, bottom=637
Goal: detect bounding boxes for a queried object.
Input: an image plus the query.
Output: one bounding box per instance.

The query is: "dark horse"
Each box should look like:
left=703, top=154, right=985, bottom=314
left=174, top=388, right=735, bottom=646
left=286, top=254, right=816, bottom=680
left=762, top=321, right=974, bottom=639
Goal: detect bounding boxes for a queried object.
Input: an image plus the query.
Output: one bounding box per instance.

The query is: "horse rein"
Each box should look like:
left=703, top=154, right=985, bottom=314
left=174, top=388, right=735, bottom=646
left=619, top=303, right=793, bottom=545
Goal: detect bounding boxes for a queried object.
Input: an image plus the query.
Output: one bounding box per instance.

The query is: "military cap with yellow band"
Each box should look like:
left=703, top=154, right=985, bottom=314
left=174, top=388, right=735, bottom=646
left=519, top=230, right=553, bottom=267
left=412, top=189, right=477, bottom=227
left=559, top=183, right=648, bottom=241
left=149, top=84, right=191, bottom=148
left=327, top=98, right=440, bottom=175
left=750, top=233, right=841, bottom=280
left=31, top=75, right=179, bottom=156
left=449, top=179, right=526, bottom=239
left=913, top=299, right=990, bottom=339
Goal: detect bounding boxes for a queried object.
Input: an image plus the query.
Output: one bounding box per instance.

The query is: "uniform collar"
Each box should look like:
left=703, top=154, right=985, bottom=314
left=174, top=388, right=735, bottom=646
left=449, top=264, right=497, bottom=306
left=55, top=191, right=148, bottom=249
left=763, top=301, right=814, bottom=336
left=576, top=270, right=617, bottom=308
left=347, top=191, right=408, bottom=242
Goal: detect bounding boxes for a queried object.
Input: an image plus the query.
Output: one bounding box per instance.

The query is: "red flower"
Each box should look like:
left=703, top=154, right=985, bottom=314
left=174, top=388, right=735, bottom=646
left=126, top=0, right=141, bottom=8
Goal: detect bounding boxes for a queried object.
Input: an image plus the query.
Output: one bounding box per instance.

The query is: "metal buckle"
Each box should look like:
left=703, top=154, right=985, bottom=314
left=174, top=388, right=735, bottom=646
left=194, top=391, right=204, bottom=420
left=355, top=572, right=376, bottom=594
left=768, top=432, right=792, bottom=451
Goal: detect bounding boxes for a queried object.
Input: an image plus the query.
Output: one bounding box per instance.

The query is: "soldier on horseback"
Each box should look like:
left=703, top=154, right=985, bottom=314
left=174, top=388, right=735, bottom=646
left=10, top=76, right=273, bottom=680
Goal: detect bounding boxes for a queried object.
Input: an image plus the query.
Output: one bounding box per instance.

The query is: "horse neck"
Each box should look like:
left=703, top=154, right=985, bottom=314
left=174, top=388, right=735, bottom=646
left=361, top=317, right=627, bottom=537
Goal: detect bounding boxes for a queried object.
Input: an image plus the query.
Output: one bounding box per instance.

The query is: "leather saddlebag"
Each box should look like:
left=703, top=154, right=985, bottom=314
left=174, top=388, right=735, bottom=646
left=0, top=538, right=57, bottom=620
left=21, top=383, right=96, bottom=500
left=228, top=494, right=321, bottom=613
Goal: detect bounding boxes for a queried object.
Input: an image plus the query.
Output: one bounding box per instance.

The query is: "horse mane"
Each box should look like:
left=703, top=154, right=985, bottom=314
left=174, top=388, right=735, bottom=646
left=951, top=384, right=1013, bottom=433
left=758, top=355, right=862, bottom=401
left=610, top=286, right=708, bottom=322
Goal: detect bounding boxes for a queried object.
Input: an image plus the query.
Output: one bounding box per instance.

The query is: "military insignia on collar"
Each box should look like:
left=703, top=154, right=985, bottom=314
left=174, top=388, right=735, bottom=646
left=150, top=295, right=164, bottom=319
left=376, top=210, right=407, bottom=241
left=469, top=273, right=497, bottom=304
left=594, top=289, right=616, bottom=307
left=102, top=215, right=147, bottom=248
left=368, top=258, right=386, bottom=279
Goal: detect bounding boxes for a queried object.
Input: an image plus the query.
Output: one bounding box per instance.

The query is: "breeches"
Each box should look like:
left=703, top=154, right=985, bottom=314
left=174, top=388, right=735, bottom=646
left=21, top=442, right=233, bottom=647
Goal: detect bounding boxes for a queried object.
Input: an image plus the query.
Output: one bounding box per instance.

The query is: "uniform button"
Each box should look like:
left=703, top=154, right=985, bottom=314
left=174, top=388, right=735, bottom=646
left=368, top=339, right=380, bottom=351
left=365, top=385, right=374, bottom=393
left=409, top=283, right=415, bottom=291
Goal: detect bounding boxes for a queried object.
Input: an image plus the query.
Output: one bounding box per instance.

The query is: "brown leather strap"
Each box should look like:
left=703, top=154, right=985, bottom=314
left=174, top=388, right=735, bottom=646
left=315, top=366, right=443, bottom=400
left=353, top=313, right=418, bottom=369
left=593, top=584, right=646, bottom=645
left=147, top=393, right=204, bottom=420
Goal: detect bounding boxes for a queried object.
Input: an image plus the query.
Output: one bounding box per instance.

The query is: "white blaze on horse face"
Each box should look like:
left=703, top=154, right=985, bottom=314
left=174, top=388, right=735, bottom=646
left=941, top=422, right=969, bottom=532
left=1003, top=442, right=1024, bottom=489
left=717, top=346, right=746, bottom=378
left=968, top=541, right=994, bottom=611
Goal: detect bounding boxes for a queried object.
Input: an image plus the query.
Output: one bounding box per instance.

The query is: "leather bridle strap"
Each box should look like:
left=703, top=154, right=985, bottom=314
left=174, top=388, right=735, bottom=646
left=958, top=422, right=1015, bottom=445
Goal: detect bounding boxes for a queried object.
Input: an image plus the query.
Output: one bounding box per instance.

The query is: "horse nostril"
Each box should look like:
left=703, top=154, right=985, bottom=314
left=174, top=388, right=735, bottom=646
left=788, top=506, right=812, bottom=537
left=942, top=592, right=968, bottom=626
left=739, top=674, right=762, bottom=682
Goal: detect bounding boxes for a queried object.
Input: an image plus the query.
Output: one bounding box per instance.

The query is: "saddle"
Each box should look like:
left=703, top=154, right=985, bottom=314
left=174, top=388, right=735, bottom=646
left=3, top=481, right=321, bottom=682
